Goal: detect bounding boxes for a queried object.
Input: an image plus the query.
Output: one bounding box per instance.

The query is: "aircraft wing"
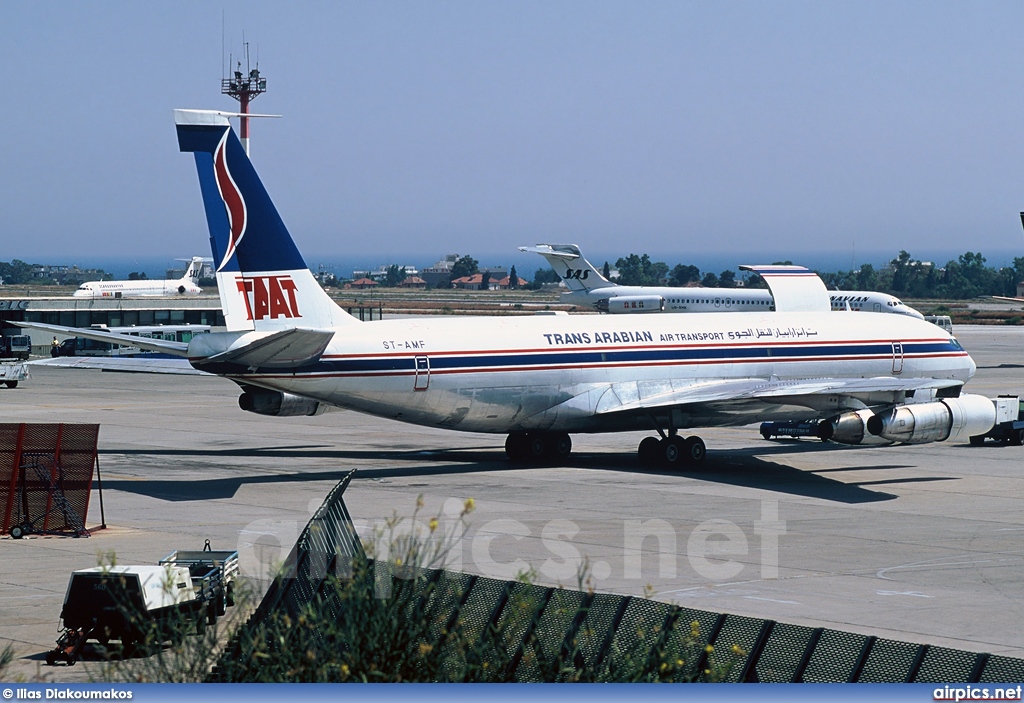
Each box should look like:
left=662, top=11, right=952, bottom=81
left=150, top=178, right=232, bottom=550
left=29, top=357, right=207, bottom=375
left=14, top=321, right=190, bottom=356
left=554, top=376, right=964, bottom=418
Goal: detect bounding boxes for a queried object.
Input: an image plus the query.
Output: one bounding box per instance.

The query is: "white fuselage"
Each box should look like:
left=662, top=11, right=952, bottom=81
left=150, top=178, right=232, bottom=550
left=564, top=286, right=923, bottom=318
left=196, top=308, right=972, bottom=435
left=73, top=279, right=202, bottom=299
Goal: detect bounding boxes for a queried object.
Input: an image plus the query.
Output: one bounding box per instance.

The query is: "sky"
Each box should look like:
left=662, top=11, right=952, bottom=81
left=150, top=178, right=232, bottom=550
left=3, top=1, right=1024, bottom=278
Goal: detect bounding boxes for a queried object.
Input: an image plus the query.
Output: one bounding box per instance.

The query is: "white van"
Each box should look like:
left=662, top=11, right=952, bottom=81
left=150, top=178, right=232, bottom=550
left=924, top=315, right=953, bottom=334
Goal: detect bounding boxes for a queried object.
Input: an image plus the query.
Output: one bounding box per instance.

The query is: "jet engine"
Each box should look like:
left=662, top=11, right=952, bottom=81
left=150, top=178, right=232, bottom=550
left=600, top=296, right=666, bottom=314
left=816, top=409, right=894, bottom=446
left=865, top=394, right=995, bottom=444
left=239, top=388, right=323, bottom=417
left=821, top=395, right=995, bottom=446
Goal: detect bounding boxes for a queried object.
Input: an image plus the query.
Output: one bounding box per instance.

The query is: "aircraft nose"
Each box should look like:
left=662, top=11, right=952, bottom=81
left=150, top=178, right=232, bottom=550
left=965, top=353, right=977, bottom=380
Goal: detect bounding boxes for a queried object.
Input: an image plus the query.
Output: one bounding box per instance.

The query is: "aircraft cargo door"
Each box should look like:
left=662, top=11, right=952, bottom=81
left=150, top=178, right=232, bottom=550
left=414, top=356, right=430, bottom=391
left=892, top=342, right=904, bottom=374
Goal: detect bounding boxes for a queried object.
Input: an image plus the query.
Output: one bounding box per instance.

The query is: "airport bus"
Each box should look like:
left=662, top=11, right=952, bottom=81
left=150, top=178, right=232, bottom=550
left=50, top=324, right=210, bottom=358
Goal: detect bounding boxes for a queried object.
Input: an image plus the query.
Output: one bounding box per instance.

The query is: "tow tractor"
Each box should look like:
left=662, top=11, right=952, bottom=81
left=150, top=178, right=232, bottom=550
left=759, top=420, right=827, bottom=441
left=970, top=396, right=1024, bottom=446
left=47, top=542, right=238, bottom=665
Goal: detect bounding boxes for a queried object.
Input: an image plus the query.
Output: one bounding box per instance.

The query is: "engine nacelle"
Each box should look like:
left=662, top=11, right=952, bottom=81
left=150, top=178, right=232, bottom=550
left=239, top=389, right=323, bottom=417
left=817, top=409, right=894, bottom=446
left=601, top=296, right=666, bottom=314
left=866, top=394, right=995, bottom=444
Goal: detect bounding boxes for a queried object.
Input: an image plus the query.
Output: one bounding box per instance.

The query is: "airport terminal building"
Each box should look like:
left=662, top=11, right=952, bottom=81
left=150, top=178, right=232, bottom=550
left=0, top=295, right=225, bottom=352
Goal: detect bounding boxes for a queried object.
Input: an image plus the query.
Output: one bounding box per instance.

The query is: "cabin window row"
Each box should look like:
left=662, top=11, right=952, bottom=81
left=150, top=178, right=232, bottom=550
left=667, top=299, right=771, bottom=305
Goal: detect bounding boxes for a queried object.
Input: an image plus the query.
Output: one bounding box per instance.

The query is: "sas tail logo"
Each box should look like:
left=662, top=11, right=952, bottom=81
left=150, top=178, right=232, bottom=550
left=564, top=268, right=590, bottom=280
left=214, top=131, right=247, bottom=272
left=236, top=275, right=301, bottom=320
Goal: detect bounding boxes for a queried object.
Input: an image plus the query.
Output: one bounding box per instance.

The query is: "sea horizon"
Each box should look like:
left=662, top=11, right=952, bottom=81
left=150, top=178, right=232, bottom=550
left=5, top=246, right=1022, bottom=282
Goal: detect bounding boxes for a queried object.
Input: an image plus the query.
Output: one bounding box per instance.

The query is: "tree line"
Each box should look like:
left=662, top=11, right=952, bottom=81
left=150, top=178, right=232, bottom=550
left=5, top=250, right=1023, bottom=299
left=529, top=250, right=1024, bottom=299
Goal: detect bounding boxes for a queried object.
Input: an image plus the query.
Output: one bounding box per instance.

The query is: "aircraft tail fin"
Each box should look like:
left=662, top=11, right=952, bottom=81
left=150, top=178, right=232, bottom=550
left=174, top=109, right=357, bottom=331
left=518, top=244, right=612, bottom=291
left=739, top=265, right=830, bottom=313
left=181, top=257, right=205, bottom=282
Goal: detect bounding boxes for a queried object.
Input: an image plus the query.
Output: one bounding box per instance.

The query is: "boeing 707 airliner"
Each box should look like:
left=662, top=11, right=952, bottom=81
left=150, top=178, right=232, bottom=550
left=18, top=111, right=994, bottom=466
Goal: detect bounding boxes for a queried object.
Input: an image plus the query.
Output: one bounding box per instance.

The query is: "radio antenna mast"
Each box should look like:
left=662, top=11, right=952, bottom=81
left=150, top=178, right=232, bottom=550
left=221, top=39, right=267, bottom=155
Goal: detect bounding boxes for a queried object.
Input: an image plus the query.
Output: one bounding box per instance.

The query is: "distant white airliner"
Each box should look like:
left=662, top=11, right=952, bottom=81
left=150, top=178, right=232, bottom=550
left=17, top=110, right=993, bottom=466
left=521, top=244, right=924, bottom=319
left=72, top=257, right=206, bottom=299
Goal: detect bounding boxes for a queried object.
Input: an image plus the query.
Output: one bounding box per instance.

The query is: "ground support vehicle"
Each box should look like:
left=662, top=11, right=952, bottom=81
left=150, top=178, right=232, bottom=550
left=47, top=565, right=203, bottom=665
left=46, top=542, right=237, bottom=665
left=159, top=542, right=239, bottom=625
left=970, top=396, right=1024, bottom=446
left=0, top=359, right=27, bottom=388
left=2, top=334, right=31, bottom=360
left=759, top=420, right=827, bottom=441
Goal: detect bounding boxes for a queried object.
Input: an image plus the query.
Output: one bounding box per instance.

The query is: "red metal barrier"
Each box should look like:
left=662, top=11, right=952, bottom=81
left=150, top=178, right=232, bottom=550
left=0, top=423, right=101, bottom=537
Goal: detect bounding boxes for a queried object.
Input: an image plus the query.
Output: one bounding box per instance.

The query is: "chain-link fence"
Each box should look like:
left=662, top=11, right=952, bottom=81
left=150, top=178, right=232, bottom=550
left=213, top=475, right=1023, bottom=683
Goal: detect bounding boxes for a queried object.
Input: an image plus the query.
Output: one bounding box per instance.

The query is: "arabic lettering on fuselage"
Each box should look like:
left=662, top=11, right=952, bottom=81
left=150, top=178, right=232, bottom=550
left=730, top=327, right=818, bottom=340
left=540, top=327, right=818, bottom=346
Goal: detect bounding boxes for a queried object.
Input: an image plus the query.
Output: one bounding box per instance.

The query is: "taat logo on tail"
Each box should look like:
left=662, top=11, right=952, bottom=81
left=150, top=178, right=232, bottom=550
left=214, top=132, right=247, bottom=271
left=236, top=275, right=301, bottom=320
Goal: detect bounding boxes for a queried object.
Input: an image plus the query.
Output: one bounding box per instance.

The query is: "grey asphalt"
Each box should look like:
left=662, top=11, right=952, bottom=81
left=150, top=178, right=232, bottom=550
left=1, top=324, right=1023, bottom=682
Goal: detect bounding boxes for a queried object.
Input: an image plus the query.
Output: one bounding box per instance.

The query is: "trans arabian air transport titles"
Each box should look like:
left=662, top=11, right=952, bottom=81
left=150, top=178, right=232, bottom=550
left=18, top=110, right=994, bottom=467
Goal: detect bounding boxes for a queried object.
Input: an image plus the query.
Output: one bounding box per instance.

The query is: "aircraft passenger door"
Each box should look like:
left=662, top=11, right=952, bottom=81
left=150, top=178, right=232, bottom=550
left=892, top=342, right=904, bottom=374
left=873, top=302, right=881, bottom=312
left=414, top=355, right=430, bottom=391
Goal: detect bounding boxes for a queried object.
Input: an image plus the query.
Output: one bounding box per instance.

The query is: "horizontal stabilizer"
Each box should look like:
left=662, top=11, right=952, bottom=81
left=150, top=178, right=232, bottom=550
left=518, top=244, right=581, bottom=260
left=190, top=328, right=335, bottom=369
left=740, top=265, right=830, bottom=313
left=13, top=321, right=189, bottom=356
left=30, top=357, right=205, bottom=375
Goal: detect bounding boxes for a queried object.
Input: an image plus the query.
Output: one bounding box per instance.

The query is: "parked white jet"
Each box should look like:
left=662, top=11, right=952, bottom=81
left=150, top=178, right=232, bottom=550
left=72, top=257, right=206, bottom=299
left=521, top=244, right=924, bottom=318
left=17, top=111, right=994, bottom=466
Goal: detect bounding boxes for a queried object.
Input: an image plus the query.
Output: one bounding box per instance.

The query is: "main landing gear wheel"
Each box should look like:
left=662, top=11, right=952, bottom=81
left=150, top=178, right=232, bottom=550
left=637, top=435, right=707, bottom=468
left=661, top=436, right=686, bottom=466
left=638, top=437, right=660, bottom=464
left=505, top=432, right=572, bottom=463
left=682, top=436, right=706, bottom=463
